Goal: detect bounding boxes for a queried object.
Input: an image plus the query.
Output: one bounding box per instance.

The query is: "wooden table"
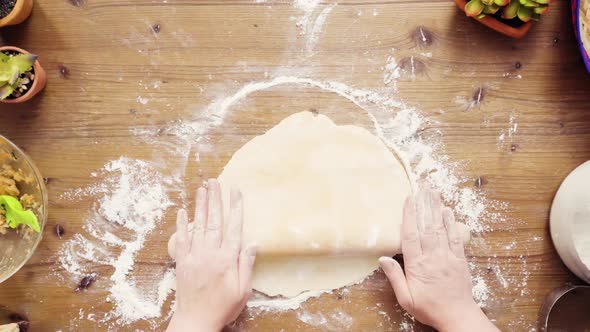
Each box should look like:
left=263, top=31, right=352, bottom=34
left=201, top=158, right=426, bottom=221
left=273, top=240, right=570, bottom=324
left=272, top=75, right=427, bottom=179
left=0, top=0, right=589, bottom=330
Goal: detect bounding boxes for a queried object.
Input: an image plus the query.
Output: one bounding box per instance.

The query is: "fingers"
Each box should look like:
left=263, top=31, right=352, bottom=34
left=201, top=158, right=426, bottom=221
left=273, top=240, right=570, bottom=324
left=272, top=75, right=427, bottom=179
left=238, top=245, right=257, bottom=296
left=443, top=207, right=465, bottom=258
left=401, top=196, right=422, bottom=259
left=418, top=189, right=438, bottom=254
left=429, top=190, right=444, bottom=233
left=205, top=179, right=224, bottom=248
left=191, top=187, right=208, bottom=247
left=430, top=191, right=448, bottom=254
left=175, top=209, right=190, bottom=257
left=223, top=188, right=244, bottom=255
left=379, top=257, right=414, bottom=312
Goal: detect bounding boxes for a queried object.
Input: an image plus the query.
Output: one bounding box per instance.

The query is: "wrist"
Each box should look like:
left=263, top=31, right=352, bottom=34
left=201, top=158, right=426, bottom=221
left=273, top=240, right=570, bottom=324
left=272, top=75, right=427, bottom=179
left=167, top=313, right=222, bottom=332
left=433, top=303, right=498, bottom=332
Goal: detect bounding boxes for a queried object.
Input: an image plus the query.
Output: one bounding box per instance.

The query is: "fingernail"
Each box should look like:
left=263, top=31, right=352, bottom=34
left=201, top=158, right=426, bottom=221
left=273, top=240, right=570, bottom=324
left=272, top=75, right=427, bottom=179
left=247, top=245, right=257, bottom=267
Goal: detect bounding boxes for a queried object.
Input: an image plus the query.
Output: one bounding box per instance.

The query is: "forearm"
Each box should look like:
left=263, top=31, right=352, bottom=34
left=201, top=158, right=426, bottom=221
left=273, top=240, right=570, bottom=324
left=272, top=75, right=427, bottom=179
left=435, top=305, right=500, bottom=332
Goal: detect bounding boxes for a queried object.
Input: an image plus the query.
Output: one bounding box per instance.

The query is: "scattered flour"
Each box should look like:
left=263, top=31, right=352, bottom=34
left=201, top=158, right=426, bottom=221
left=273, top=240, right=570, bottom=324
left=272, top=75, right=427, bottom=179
left=136, top=96, right=149, bottom=105
left=305, top=4, right=336, bottom=55
left=296, top=309, right=353, bottom=331
left=248, top=290, right=327, bottom=310
left=294, top=0, right=321, bottom=35
left=472, top=275, right=490, bottom=305
left=497, top=110, right=519, bottom=150
left=383, top=50, right=401, bottom=88
left=57, top=157, right=178, bottom=328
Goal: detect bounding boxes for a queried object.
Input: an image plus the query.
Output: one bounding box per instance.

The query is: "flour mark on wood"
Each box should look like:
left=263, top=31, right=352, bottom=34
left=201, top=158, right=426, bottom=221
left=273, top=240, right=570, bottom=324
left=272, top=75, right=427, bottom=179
left=472, top=87, right=485, bottom=106
left=151, top=23, right=161, bottom=34
left=412, top=26, right=434, bottom=47
left=475, top=176, right=488, bottom=188
left=67, top=0, right=86, bottom=7
left=55, top=224, right=65, bottom=238
left=58, top=64, right=70, bottom=78
left=399, top=56, right=426, bottom=78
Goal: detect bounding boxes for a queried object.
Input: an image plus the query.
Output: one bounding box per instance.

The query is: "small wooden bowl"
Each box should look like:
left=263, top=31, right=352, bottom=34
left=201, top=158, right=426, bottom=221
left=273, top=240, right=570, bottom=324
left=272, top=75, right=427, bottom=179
left=455, top=0, right=534, bottom=39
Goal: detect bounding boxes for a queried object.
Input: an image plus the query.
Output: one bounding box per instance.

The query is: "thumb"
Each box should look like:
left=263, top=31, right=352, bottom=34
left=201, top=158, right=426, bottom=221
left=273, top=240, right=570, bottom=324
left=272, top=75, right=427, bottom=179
left=379, top=256, right=414, bottom=312
left=238, top=245, right=257, bottom=296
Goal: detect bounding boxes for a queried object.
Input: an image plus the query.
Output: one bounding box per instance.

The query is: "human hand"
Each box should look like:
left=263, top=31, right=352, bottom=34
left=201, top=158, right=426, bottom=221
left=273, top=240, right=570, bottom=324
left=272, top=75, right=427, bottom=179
left=379, top=188, right=499, bottom=332
left=167, top=179, right=257, bottom=332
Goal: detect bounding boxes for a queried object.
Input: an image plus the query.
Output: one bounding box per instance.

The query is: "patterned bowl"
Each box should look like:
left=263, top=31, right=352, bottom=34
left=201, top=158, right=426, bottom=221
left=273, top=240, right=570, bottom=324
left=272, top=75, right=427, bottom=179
left=573, top=0, right=590, bottom=73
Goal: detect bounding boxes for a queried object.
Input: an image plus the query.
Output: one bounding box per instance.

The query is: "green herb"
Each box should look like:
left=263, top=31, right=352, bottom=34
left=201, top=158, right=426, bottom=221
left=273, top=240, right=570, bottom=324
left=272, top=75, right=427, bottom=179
left=0, top=195, right=40, bottom=233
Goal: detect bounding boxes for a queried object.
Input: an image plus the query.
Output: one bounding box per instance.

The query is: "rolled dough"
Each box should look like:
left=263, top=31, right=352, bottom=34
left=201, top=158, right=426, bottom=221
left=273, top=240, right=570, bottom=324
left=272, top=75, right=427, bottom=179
left=169, top=111, right=469, bottom=297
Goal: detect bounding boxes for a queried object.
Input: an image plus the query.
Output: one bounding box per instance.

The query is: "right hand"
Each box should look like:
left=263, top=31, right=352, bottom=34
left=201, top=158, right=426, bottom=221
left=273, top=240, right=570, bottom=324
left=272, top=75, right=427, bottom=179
left=379, top=188, right=499, bottom=332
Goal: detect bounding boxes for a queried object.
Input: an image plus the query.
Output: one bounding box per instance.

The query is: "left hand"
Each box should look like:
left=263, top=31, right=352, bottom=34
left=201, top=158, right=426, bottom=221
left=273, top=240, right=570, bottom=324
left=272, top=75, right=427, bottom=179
left=167, top=179, right=257, bottom=332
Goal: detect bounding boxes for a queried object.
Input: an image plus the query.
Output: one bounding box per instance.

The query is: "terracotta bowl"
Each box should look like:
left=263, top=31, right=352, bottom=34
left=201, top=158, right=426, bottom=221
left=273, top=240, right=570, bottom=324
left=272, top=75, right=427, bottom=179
left=0, top=46, right=47, bottom=104
left=0, top=0, right=33, bottom=28
left=455, top=0, right=534, bottom=39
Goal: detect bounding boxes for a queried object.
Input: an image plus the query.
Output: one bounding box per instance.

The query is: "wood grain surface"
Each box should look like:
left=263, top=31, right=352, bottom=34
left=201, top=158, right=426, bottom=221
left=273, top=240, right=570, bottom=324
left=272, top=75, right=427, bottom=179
left=0, top=0, right=589, bottom=331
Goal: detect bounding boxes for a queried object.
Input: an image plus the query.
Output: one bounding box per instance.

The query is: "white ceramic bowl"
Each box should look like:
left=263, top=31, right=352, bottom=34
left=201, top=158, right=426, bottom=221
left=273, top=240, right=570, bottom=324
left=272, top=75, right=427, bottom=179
left=550, top=160, right=590, bottom=283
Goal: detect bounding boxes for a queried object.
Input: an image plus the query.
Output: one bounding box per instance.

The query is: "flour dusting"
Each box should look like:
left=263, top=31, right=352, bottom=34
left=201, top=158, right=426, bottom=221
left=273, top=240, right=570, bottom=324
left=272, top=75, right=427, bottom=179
left=305, top=4, right=336, bottom=55
left=57, top=157, right=178, bottom=328
left=383, top=49, right=401, bottom=89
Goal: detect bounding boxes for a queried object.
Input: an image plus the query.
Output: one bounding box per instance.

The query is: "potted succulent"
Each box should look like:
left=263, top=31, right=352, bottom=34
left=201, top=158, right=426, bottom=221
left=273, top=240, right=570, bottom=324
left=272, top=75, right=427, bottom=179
left=0, top=46, right=46, bottom=103
left=456, top=0, right=551, bottom=38
left=0, top=0, right=33, bottom=28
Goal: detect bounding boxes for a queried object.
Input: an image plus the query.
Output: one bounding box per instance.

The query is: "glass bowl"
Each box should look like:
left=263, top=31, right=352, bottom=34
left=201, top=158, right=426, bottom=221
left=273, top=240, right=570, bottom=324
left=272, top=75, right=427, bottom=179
left=573, top=0, right=590, bottom=73
left=0, top=134, right=47, bottom=283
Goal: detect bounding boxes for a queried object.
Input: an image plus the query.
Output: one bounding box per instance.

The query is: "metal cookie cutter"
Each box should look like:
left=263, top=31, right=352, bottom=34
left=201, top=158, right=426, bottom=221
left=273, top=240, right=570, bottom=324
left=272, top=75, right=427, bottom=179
left=539, top=285, right=590, bottom=331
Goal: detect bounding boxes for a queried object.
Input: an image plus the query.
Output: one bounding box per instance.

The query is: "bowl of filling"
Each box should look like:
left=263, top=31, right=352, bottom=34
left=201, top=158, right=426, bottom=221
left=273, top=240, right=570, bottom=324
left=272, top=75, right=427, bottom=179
left=573, top=0, right=590, bottom=73
left=0, top=134, right=47, bottom=283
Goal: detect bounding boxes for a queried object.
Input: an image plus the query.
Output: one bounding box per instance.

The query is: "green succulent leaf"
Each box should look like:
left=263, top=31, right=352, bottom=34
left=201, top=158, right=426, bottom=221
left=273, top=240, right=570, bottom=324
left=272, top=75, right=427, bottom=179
left=502, top=0, right=520, bottom=19
left=483, top=4, right=500, bottom=14
left=0, top=53, right=10, bottom=63
left=476, top=13, right=488, bottom=18
left=517, top=5, right=533, bottom=21
left=531, top=12, right=541, bottom=20
left=466, top=0, right=486, bottom=16
left=8, top=69, right=19, bottom=86
left=534, top=0, right=550, bottom=4
left=482, top=0, right=494, bottom=6
left=534, top=4, right=549, bottom=14
left=494, top=0, right=510, bottom=6
left=523, top=0, right=539, bottom=8
left=0, top=83, right=16, bottom=100
left=8, top=54, right=36, bottom=73
left=0, top=195, right=40, bottom=233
